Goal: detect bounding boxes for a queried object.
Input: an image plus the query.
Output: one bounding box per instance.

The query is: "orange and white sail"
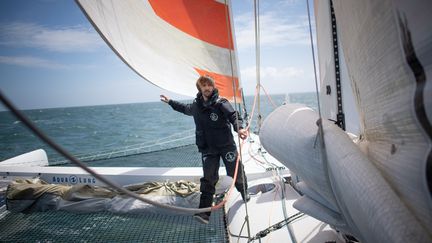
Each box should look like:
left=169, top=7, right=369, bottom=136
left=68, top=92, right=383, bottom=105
left=76, top=0, right=242, bottom=102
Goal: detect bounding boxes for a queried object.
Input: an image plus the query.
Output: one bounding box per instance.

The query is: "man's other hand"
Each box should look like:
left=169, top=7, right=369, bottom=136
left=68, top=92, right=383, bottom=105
left=238, top=128, right=248, bottom=140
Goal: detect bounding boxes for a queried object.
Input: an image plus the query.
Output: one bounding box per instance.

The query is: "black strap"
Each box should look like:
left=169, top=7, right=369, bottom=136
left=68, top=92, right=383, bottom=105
left=330, top=0, right=345, bottom=130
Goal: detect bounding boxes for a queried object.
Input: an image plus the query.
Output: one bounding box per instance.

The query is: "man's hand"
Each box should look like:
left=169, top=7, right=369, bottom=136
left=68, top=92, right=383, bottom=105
left=160, top=95, right=170, bottom=103
left=238, top=128, right=248, bottom=140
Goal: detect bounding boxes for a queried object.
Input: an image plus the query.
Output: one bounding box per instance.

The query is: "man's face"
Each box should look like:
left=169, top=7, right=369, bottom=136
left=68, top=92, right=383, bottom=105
left=200, top=82, right=214, bottom=98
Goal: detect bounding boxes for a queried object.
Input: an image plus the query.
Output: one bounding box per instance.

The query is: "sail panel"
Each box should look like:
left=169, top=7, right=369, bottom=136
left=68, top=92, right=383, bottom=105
left=195, top=68, right=241, bottom=102
left=148, top=0, right=234, bottom=50
left=76, top=0, right=241, bottom=102
left=333, top=0, right=432, bottom=235
left=314, top=0, right=360, bottom=135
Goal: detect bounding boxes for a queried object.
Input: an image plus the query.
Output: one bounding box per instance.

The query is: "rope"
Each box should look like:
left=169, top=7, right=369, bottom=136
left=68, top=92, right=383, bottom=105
left=269, top=155, right=297, bottom=242
left=248, top=212, right=305, bottom=242
left=221, top=0, right=254, bottom=239
left=229, top=1, right=294, bottom=241
left=259, top=84, right=277, bottom=109
left=305, top=0, right=335, bottom=200
left=211, top=0, right=247, bottom=215
left=246, top=85, right=260, bottom=131
left=306, top=0, right=322, bottom=120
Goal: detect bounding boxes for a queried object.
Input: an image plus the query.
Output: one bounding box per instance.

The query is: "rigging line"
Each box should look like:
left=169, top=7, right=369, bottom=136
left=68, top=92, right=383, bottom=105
left=48, top=132, right=195, bottom=165
left=198, top=6, right=257, bottom=211
left=241, top=89, right=249, bottom=126
left=259, top=84, right=278, bottom=109
left=222, top=0, right=244, bottom=148
left=209, top=0, right=249, bottom=214
left=305, top=0, right=328, bottom=161
left=257, top=148, right=295, bottom=242
left=248, top=212, right=305, bottom=242
left=80, top=135, right=193, bottom=158
left=306, top=0, right=322, bottom=120
left=268, top=180, right=281, bottom=231
left=154, top=128, right=195, bottom=142
left=50, top=143, right=196, bottom=166
left=227, top=182, right=290, bottom=242
left=227, top=222, right=251, bottom=240
left=276, top=166, right=296, bottom=242
left=246, top=85, right=260, bottom=131
left=212, top=139, right=247, bottom=211
left=237, top=219, right=248, bottom=243
left=75, top=135, right=193, bottom=158
left=223, top=0, right=252, bottom=240
left=0, top=89, right=226, bottom=215
left=244, top=87, right=275, bottom=167
left=254, top=0, right=262, bottom=132
left=244, top=85, right=278, bottom=171
left=306, top=0, right=341, bottom=223
left=248, top=145, right=266, bottom=165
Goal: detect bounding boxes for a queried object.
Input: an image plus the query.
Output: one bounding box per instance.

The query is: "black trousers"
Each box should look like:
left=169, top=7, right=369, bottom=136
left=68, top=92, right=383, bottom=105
left=198, top=146, right=248, bottom=215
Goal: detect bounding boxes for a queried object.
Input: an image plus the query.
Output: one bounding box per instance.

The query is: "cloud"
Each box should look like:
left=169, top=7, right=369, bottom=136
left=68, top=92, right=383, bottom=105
left=0, top=22, right=102, bottom=52
left=0, top=55, right=98, bottom=69
left=0, top=55, right=68, bottom=69
left=241, top=65, right=304, bottom=82
left=234, top=8, right=311, bottom=49
left=240, top=65, right=317, bottom=94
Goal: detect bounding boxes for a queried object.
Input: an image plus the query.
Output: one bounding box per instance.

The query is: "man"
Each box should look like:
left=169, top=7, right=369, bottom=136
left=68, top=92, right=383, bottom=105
left=160, top=75, right=249, bottom=224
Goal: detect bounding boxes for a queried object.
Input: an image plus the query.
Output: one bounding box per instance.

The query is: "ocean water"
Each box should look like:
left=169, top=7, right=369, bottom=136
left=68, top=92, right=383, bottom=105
left=0, top=93, right=318, bottom=242
left=0, top=93, right=318, bottom=165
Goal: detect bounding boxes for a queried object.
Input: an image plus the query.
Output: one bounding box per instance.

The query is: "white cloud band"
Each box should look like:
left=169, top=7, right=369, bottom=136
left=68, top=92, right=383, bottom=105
left=0, top=22, right=102, bottom=52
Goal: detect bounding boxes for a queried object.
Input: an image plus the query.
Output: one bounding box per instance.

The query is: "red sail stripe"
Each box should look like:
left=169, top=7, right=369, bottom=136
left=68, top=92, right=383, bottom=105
left=149, top=0, right=234, bottom=49
left=194, top=68, right=242, bottom=102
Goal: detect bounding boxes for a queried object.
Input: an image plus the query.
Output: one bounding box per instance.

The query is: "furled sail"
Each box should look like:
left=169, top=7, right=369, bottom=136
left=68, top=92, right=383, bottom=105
left=261, top=0, right=432, bottom=242
left=76, top=0, right=242, bottom=102
left=330, top=0, right=432, bottom=237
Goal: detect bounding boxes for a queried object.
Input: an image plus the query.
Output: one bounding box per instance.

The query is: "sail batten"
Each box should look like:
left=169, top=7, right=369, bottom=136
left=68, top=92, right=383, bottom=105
left=76, top=0, right=241, bottom=102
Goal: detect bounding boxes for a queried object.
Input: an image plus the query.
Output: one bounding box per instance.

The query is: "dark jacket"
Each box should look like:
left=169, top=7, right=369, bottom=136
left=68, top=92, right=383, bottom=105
left=168, top=89, right=243, bottom=152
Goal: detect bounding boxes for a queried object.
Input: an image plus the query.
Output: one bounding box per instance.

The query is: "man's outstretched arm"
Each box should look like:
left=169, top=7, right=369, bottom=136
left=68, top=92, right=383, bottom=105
left=160, top=95, right=193, bottom=116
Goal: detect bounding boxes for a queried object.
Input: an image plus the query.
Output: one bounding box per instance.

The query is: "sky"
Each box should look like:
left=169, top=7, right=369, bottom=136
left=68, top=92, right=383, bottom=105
left=0, top=0, right=317, bottom=111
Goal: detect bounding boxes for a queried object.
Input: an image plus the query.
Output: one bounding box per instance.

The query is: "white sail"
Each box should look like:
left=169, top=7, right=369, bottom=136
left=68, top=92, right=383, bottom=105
left=261, top=0, right=432, bottom=242
left=76, top=0, right=242, bottom=102
left=332, top=0, right=432, bottom=235
left=314, top=0, right=360, bottom=135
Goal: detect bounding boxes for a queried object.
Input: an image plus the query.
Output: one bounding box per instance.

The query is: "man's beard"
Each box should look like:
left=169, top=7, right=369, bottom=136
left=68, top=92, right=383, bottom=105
left=203, top=90, right=212, bottom=98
